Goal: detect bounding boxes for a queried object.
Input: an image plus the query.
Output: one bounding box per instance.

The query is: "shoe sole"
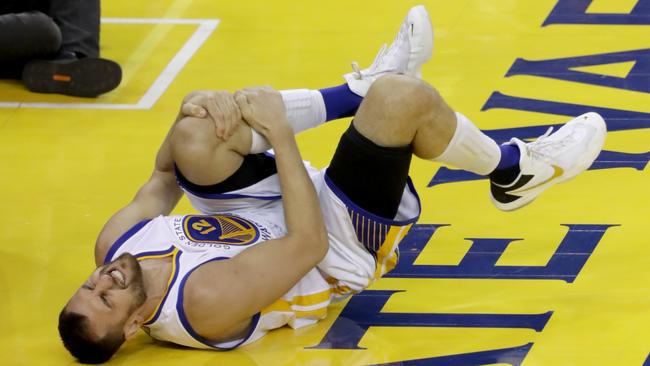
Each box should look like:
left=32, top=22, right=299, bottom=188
left=492, top=112, right=607, bottom=211
left=405, top=5, right=434, bottom=76
left=22, top=58, right=122, bottom=98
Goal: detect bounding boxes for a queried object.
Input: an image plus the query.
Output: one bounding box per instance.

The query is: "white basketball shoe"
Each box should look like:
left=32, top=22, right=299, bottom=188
left=490, top=112, right=607, bottom=211
left=344, top=5, right=434, bottom=97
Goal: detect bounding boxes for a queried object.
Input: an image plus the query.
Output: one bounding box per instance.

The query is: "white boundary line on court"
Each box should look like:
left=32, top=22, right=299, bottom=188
left=0, top=17, right=220, bottom=110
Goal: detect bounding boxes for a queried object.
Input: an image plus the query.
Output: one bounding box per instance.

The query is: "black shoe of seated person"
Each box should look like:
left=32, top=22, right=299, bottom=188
left=22, top=54, right=122, bottom=98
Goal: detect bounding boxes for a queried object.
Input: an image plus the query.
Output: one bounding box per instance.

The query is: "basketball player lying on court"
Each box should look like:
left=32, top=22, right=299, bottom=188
left=58, top=6, right=607, bottom=364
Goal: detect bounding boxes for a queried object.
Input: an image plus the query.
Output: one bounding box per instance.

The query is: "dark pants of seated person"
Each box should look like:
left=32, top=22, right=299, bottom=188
left=0, top=0, right=121, bottom=97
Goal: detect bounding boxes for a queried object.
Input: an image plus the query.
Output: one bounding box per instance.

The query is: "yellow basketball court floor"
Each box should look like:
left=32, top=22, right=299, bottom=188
left=1, top=0, right=649, bottom=365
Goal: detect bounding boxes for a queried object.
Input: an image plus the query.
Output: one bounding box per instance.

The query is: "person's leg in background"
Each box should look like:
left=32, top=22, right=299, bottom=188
left=0, top=6, right=61, bottom=79
left=20, top=0, right=122, bottom=97
left=0, top=0, right=122, bottom=97
left=48, top=0, right=100, bottom=59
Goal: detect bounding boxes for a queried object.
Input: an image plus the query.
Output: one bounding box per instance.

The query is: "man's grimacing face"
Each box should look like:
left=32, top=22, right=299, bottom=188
left=65, top=253, right=147, bottom=339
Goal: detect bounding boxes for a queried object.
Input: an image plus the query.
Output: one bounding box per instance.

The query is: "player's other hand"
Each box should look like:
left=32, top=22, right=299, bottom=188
left=180, top=90, right=241, bottom=139
left=233, top=86, right=292, bottom=143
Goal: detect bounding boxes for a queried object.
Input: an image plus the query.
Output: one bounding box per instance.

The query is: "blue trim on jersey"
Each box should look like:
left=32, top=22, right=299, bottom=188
left=103, top=219, right=152, bottom=264
left=176, top=256, right=262, bottom=350
left=181, top=184, right=282, bottom=201
left=134, top=246, right=176, bottom=260
left=144, top=251, right=182, bottom=326
left=323, top=174, right=421, bottom=226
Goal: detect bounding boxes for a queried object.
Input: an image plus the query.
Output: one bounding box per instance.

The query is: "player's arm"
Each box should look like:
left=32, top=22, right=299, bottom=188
left=183, top=87, right=329, bottom=342
left=93, top=113, right=184, bottom=266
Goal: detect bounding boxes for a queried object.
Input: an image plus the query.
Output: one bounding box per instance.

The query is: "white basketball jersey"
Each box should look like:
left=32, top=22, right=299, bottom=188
left=104, top=212, right=332, bottom=350
left=165, top=157, right=422, bottom=349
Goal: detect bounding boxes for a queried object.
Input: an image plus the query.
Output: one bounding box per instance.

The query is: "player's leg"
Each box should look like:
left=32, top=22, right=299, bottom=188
left=317, top=73, right=605, bottom=295
left=325, top=75, right=429, bottom=219
left=171, top=5, right=435, bottom=209
left=248, top=5, right=434, bottom=153
left=348, top=74, right=606, bottom=211
left=172, top=83, right=363, bottom=194
left=169, top=115, right=258, bottom=187
left=246, top=86, right=360, bottom=153
left=317, top=75, right=430, bottom=294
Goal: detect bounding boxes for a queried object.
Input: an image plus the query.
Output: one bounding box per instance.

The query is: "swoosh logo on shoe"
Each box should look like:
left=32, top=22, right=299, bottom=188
left=491, top=174, right=534, bottom=204
left=490, top=165, right=564, bottom=204
left=513, top=165, right=564, bottom=194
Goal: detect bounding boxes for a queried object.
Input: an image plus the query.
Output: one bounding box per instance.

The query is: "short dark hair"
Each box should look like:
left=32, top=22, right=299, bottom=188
left=58, top=310, right=125, bottom=364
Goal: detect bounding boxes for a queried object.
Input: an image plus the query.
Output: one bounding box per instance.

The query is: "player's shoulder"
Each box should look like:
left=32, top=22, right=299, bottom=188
left=96, top=215, right=173, bottom=265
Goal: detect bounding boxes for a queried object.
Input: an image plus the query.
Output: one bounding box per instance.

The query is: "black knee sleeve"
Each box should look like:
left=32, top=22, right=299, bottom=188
left=326, top=123, right=413, bottom=219
left=175, top=153, right=278, bottom=194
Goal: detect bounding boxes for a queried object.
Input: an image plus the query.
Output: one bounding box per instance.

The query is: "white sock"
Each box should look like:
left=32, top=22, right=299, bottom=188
left=433, top=112, right=501, bottom=176
left=249, top=89, right=327, bottom=153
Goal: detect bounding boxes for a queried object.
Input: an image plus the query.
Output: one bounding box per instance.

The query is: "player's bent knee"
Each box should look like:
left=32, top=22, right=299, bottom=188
left=171, top=117, right=220, bottom=151
left=370, top=74, right=428, bottom=96
left=369, top=74, right=416, bottom=95
left=170, top=116, right=248, bottom=186
left=170, top=117, right=222, bottom=169
left=366, top=74, right=439, bottom=116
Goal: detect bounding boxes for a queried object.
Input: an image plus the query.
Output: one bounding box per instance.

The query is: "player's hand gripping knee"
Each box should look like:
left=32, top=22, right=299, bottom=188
left=234, top=87, right=292, bottom=144
left=180, top=90, right=241, bottom=139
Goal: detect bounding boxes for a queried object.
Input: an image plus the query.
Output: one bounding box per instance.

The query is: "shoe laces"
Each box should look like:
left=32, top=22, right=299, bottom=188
left=350, top=44, right=388, bottom=80
left=350, top=20, right=411, bottom=80
left=526, top=126, right=577, bottom=163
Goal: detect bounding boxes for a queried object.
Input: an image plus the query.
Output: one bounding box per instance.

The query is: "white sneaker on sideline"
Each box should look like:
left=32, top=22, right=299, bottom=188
left=490, top=112, right=607, bottom=211
left=344, top=5, right=434, bottom=97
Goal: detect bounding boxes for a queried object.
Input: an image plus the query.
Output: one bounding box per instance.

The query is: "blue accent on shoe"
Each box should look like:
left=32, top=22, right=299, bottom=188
left=319, top=84, right=363, bottom=121
left=497, top=144, right=521, bottom=170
